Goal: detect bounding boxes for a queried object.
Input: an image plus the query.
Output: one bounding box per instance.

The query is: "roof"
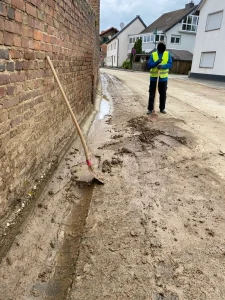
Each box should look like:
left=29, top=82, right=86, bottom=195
left=197, top=0, right=207, bottom=10
left=141, top=5, right=198, bottom=34
left=100, top=27, right=119, bottom=36
left=106, top=16, right=147, bottom=44
left=168, top=49, right=193, bottom=61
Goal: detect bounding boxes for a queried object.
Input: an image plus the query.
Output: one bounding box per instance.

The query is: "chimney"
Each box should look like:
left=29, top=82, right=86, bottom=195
left=185, top=1, right=195, bottom=9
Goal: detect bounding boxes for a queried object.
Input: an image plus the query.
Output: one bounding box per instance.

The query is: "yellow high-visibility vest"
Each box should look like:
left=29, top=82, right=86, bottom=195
left=150, top=51, right=169, bottom=78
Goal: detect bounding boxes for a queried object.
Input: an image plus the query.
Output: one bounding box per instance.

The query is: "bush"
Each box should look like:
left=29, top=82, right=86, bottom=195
left=122, top=60, right=131, bottom=69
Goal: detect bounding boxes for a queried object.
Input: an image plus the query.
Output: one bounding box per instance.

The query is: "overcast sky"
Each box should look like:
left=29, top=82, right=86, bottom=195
left=100, top=0, right=198, bottom=31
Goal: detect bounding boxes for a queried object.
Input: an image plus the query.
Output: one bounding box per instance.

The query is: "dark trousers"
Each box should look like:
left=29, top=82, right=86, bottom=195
left=148, top=80, right=167, bottom=111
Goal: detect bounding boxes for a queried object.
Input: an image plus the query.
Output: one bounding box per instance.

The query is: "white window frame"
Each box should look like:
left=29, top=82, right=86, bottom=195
left=114, top=42, right=116, bottom=49
left=171, top=35, right=181, bottom=44
left=199, top=52, right=216, bottom=69
left=205, top=10, right=223, bottom=32
left=182, top=15, right=199, bottom=32
left=155, top=34, right=165, bottom=42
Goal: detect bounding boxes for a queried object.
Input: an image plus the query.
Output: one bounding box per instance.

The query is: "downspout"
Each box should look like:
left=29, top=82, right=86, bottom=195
left=163, top=31, right=167, bottom=48
left=116, top=38, right=119, bottom=67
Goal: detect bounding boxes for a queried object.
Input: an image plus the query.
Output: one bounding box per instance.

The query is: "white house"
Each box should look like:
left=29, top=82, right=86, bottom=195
left=105, top=16, right=146, bottom=67
left=128, top=2, right=199, bottom=55
left=190, top=0, right=225, bottom=81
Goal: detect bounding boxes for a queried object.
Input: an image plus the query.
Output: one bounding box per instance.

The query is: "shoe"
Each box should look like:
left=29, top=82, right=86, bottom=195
left=160, top=110, right=166, bottom=114
left=147, top=110, right=152, bottom=115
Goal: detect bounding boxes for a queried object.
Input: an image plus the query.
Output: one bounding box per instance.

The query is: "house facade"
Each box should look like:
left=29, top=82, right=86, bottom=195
left=105, top=16, right=146, bottom=67
left=190, top=0, right=225, bottom=81
left=100, top=27, right=119, bottom=67
left=128, top=2, right=199, bottom=54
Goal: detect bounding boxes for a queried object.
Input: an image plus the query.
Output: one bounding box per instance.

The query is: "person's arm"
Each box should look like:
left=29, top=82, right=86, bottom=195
left=161, top=53, right=173, bottom=69
left=147, top=54, right=161, bottom=69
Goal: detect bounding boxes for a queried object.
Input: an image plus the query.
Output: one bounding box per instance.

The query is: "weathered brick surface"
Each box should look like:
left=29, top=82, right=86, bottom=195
left=0, top=0, right=100, bottom=218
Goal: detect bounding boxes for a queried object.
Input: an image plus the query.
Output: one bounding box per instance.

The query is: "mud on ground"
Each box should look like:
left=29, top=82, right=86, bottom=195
left=1, top=72, right=225, bottom=300
left=70, top=73, right=225, bottom=300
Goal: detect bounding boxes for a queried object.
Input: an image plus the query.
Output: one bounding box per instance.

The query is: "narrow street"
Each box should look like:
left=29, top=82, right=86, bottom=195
left=1, top=70, right=225, bottom=299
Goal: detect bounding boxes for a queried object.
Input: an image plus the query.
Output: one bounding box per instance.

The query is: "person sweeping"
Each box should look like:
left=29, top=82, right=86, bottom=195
left=147, top=42, right=173, bottom=115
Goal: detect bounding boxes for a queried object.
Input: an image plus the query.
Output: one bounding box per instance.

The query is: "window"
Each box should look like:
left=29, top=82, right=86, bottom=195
left=200, top=52, right=216, bottom=68
left=132, top=37, right=135, bottom=43
left=114, top=56, right=116, bottom=63
left=111, top=44, right=112, bottom=50
left=114, top=42, right=116, bottom=49
left=206, top=11, right=223, bottom=31
left=171, top=35, right=181, bottom=44
left=129, top=37, right=132, bottom=43
left=155, top=34, right=165, bottom=42
left=182, top=15, right=199, bottom=32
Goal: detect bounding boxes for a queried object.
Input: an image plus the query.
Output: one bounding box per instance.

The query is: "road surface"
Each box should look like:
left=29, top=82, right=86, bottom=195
left=1, top=69, right=225, bottom=300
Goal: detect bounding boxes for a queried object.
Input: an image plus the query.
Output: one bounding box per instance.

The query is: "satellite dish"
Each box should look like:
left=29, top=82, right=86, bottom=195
left=120, top=22, right=125, bottom=29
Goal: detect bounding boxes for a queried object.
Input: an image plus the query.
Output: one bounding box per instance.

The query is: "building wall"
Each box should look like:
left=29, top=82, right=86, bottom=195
left=105, top=18, right=146, bottom=67
left=166, top=22, right=197, bottom=53
left=106, top=39, right=118, bottom=67
left=118, top=19, right=146, bottom=67
left=191, top=0, right=225, bottom=78
left=0, top=0, right=100, bottom=217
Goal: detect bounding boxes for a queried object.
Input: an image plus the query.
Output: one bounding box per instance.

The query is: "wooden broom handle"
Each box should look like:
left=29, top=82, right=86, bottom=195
left=46, top=56, right=91, bottom=165
left=153, top=70, right=160, bottom=111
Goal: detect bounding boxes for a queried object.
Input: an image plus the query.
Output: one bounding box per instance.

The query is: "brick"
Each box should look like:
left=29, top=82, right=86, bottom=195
left=7, top=7, right=15, bottom=20
left=28, top=40, right=34, bottom=50
left=22, top=26, right=33, bottom=38
left=37, top=9, right=45, bottom=21
left=10, top=49, right=23, bottom=59
left=22, top=61, right=29, bottom=70
left=0, top=74, right=10, bottom=85
left=5, top=20, right=22, bottom=35
left=15, top=61, right=23, bottom=71
left=53, top=19, right=59, bottom=29
left=10, top=72, right=25, bottom=83
left=0, top=120, right=10, bottom=135
left=13, top=35, right=21, bottom=47
left=7, top=62, right=15, bottom=72
left=3, top=97, right=19, bottom=108
left=0, top=18, right=4, bottom=31
left=26, top=3, right=36, bottom=17
left=11, top=115, right=22, bottom=128
left=7, top=86, right=15, bottom=96
left=34, top=41, right=40, bottom=50
left=0, top=64, right=5, bottom=72
left=0, top=111, right=8, bottom=123
left=4, top=31, right=13, bottom=46
left=22, top=38, right=29, bottom=48
left=11, top=0, right=25, bottom=11
left=0, top=87, right=5, bottom=98
left=34, top=29, right=43, bottom=41
left=0, top=3, right=7, bottom=16
left=15, top=11, right=23, bottom=23
left=0, top=31, right=3, bottom=44
left=28, top=16, right=35, bottom=28
left=24, top=51, right=35, bottom=60
left=23, top=14, right=28, bottom=25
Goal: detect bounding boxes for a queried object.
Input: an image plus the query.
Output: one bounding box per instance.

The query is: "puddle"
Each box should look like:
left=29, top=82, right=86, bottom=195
left=97, top=98, right=110, bottom=120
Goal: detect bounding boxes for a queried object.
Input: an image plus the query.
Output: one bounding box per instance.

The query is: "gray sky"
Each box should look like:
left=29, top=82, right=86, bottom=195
left=100, top=0, right=198, bottom=31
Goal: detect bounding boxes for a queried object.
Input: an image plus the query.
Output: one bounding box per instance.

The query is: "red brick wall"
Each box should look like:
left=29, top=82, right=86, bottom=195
left=0, top=0, right=100, bottom=217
